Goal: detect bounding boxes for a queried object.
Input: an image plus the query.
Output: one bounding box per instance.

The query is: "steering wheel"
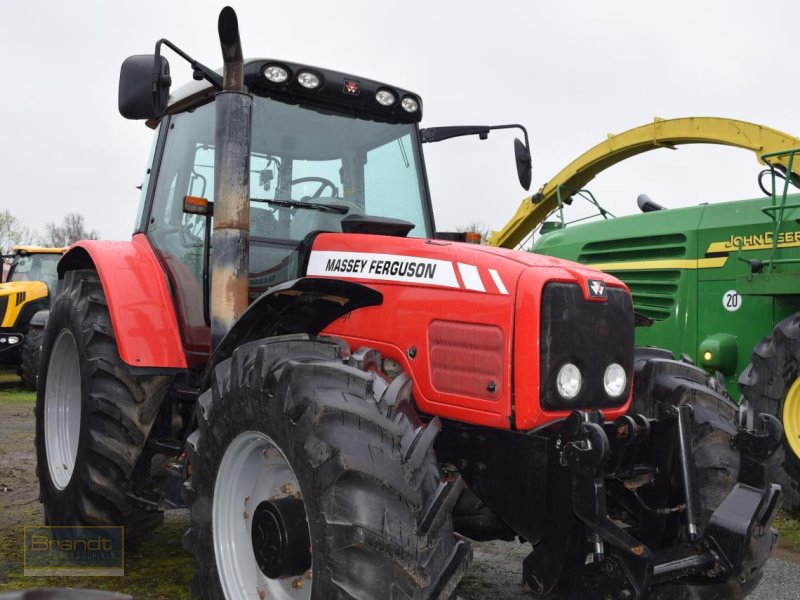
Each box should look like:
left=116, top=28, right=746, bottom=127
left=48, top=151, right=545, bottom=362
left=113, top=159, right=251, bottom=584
left=290, top=177, right=339, bottom=199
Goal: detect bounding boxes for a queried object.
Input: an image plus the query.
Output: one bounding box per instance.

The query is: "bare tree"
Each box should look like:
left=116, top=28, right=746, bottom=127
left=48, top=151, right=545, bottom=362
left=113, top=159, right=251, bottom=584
left=41, top=212, right=98, bottom=247
left=0, top=210, right=34, bottom=255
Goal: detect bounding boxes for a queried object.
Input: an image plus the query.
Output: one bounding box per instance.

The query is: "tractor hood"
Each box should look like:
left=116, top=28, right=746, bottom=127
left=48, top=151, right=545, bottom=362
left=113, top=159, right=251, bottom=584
left=0, top=280, right=47, bottom=298
left=307, top=232, right=630, bottom=300
left=310, top=232, right=634, bottom=431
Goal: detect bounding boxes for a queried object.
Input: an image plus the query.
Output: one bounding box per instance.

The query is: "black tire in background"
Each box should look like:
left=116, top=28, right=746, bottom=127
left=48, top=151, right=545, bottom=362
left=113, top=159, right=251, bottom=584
left=633, top=356, right=762, bottom=599
left=739, top=313, right=800, bottom=513
left=19, top=323, right=44, bottom=390
left=34, top=269, right=173, bottom=546
left=185, top=336, right=471, bottom=599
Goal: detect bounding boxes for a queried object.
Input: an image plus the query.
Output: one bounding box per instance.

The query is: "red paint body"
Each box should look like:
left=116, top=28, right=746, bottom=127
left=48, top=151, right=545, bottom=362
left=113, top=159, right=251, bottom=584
left=74, top=231, right=632, bottom=430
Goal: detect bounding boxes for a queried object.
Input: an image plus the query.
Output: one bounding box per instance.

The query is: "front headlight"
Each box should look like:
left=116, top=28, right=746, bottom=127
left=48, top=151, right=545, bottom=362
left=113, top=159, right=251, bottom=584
left=603, top=363, right=627, bottom=397
left=556, top=363, right=582, bottom=399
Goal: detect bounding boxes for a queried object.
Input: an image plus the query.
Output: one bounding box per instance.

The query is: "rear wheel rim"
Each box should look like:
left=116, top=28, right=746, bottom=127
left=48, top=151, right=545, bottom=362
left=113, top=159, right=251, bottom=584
left=44, top=329, right=82, bottom=491
left=213, top=431, right=312, bottom=600
left=783, top=377, right=800, bottom=461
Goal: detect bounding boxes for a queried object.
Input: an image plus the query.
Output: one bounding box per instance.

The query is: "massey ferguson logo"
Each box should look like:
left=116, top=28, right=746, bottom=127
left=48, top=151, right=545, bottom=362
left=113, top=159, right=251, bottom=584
left=588, top=279, right=606, bottom=298
left=343, top=79, right=361, bottom=95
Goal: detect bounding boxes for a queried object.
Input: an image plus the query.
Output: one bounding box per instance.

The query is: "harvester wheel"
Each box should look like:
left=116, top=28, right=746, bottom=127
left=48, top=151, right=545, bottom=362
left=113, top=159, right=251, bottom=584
left=184, top=336, right=471, bottom=599
left=20, top=323, right=44, bottom=390
left=739, top=313, right=800, bottom=513
left=634, top=356, right=761, bottom=599
left=34, top=269, right=172, bottom=545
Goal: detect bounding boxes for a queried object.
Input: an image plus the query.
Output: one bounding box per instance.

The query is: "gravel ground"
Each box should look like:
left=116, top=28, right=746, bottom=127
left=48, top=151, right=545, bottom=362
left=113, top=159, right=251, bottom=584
left=456, top=540, right=800, bottom=599
left=754, top=552, right=800, bottom=600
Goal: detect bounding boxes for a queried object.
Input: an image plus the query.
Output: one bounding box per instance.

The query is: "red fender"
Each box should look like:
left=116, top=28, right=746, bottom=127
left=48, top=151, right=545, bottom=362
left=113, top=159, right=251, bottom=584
left=62, top=234, right=187, bottom=369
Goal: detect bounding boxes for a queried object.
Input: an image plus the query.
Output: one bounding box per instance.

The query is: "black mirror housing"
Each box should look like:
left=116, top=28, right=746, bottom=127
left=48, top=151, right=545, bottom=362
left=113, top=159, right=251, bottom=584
left=119, top=55, right=172, bottom=119
left=514, top=138, right=532, bottom=191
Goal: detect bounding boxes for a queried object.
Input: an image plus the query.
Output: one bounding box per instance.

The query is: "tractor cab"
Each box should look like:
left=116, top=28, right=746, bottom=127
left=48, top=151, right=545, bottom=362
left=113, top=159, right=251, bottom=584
left=133, top=60, right=434, bottom=360
left=5, top=246, right=63, bottom=295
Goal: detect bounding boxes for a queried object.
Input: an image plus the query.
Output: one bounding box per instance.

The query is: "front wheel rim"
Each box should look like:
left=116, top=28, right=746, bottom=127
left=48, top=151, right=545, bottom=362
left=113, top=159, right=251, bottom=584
left=783, top=377, right=800, bottom=461
left=44, top=329, right=82, bottom=491
left=213, top=431, right=312, bottom=600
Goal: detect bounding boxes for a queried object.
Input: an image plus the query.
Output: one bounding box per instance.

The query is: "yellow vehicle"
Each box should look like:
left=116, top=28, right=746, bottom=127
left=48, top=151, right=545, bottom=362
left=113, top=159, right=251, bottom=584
left=1, top=246, right=66, bottom=388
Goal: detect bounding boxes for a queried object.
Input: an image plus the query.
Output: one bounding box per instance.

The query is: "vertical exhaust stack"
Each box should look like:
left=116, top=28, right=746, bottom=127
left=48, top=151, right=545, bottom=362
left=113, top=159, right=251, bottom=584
left=211, top=6, right=252, bottom=349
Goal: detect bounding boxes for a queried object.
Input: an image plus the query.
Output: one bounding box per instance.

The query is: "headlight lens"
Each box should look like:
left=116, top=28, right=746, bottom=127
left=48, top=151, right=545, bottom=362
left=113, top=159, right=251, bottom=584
left=603, top=363, right=627, bottom=397
left=401, top=96, right=419, bottom=113
left=556, top=363, right=581, bottom=399
left=297, top=71, right=321, bottom=89
left=263, top=65, right=289, bottom=83
left=375, top=89, right=396, bottom=106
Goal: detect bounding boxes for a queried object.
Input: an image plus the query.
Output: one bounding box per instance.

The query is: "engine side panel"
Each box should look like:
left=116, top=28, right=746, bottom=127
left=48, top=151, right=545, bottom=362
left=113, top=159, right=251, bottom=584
left=60, top=234, right=187, bottom=368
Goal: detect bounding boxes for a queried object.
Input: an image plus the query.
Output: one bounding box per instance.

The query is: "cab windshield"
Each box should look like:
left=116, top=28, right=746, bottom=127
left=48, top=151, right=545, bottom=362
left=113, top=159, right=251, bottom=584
left=7, top=253, right=60, bottom=295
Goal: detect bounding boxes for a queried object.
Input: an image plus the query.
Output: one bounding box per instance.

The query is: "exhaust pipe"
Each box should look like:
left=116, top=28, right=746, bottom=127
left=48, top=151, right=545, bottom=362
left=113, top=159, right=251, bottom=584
left=210, top=6, right=252, bottom=349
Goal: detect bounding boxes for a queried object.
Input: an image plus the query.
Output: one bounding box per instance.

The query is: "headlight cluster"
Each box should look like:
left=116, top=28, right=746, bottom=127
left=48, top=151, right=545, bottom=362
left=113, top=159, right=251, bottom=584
left=0, top=336, right=20, bottom=345
left=555, top=362, right=627, bottom=400
left=260, top=63, right=421, bottom=114
left=264, top=64, right=324, bottom=90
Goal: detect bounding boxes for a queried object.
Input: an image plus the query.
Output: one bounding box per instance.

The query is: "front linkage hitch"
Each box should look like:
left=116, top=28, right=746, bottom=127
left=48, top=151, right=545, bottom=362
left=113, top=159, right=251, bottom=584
left=547, top=408, right=782, bottom=598
left=437, top=399, right=782, bottom=599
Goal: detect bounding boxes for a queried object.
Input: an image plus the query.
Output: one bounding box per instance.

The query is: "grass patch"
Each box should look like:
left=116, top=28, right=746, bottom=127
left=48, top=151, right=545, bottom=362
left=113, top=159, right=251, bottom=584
left=775, top=512, right=800, bottom=553
left=0, top=371, right=33, bottom=404
left=0, top=513, right=193, bottom=598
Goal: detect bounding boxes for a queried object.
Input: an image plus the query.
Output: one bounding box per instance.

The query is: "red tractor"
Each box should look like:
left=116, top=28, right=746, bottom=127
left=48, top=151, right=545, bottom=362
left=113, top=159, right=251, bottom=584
left=36, top=8, right=783, bottom=599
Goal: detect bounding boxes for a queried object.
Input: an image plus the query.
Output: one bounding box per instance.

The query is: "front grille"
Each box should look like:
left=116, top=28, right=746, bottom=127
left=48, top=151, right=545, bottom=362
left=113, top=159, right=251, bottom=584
left=540, top=282, right=633, bottom=411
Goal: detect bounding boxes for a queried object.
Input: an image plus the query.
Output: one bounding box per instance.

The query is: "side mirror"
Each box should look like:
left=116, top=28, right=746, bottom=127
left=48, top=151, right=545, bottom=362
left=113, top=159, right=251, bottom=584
left=119, top=55, right=172, bottom=119
left=514, top=138, right=532, bottom=191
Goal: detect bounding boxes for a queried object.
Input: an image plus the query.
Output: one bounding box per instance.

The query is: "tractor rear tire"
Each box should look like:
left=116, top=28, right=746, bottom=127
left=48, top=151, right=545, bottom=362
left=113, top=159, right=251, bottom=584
left=20, top=323, right=44, bottom=390
left=184, top=336, right=471, bottom=599
left=635, top=356, right=762, bottom=599
left=34, top=269, right=172, bottom=546
left=739, top=313, right=800, bottom=513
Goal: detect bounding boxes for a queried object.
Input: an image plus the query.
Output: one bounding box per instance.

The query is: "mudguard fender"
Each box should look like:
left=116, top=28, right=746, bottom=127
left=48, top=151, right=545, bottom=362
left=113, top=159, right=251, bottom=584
left=29, top=310, right=49, bottom=328
left=203, top=277, right=382, bottom=387
left=59, top=234, right=187, bottom=368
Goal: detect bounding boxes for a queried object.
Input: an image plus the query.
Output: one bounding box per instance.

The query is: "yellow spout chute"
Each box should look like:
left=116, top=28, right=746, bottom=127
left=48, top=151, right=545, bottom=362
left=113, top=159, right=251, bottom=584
left=489, top=117, right=800, bottom=248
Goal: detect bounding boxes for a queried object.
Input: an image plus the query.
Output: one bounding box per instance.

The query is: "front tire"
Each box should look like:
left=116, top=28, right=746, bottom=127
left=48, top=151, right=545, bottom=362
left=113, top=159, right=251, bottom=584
left=185, top=336, right=471, bottom=599
left=738, top=313, right=800, bottom=513
left=20, top=323, right=44, bottom=390
left=34, top=269, right=172, bottom=545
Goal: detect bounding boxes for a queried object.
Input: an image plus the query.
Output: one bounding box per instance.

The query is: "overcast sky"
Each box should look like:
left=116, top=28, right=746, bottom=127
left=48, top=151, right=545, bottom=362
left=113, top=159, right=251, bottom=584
left=2, top=1, right=798, bottom=245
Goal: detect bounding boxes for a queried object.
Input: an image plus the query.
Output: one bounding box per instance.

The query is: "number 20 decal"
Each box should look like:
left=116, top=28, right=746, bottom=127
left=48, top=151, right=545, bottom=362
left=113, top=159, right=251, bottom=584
left=723, top=290, right=742, bottom=312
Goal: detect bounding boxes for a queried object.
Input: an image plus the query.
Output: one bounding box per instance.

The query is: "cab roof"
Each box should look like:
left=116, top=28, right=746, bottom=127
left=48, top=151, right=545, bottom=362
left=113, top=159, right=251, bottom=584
left=163, top=58, right=423, bottom=125
left=13, top=246, right=68, bottom=254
